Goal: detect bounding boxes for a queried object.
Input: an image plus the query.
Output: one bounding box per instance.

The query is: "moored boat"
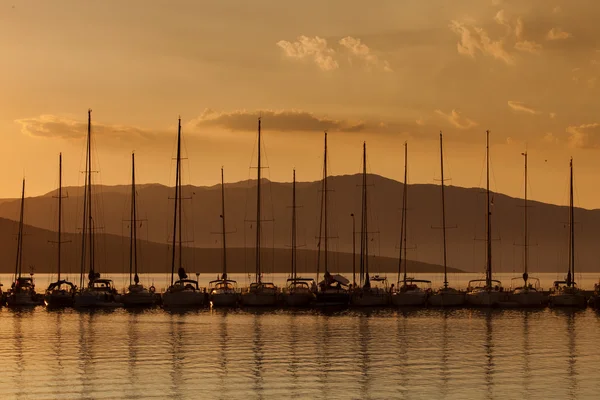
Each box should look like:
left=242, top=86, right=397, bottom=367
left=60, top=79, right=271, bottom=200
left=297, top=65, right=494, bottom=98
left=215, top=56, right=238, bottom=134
left=6, top=180, right=42, bottom=307
left=162, top=118, right=205, bottom=308
left=428, top=132, right=465, bottom=307
left=507, top=151, right=544, bottom=308
left=391, top=142, right=429, bottom=307
left=548, top=158, right=586, bottom=309
left=209, top=168, right=238, bottom=308
left=281, top=170, right=315, bottom=308
left=45, top=153, right=76, bottom=309
left=73, top=110, right=122, bottom=309
left=465, top=130, right=504, bottom=308
left=120, top=153, right=159, bottom=308
left=241, top=118, right=278, bottom=307
left=350, top=143, right=389, bottom=307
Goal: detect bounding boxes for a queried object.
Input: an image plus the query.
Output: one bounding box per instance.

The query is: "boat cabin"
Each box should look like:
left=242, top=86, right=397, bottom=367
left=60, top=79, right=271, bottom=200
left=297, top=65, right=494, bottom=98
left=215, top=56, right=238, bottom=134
left=286, top=278, right=316, bottom=292
left=467, top=279, right=503, bottom=292
left=12, top=277, right=35, bottom=293
left=249, top=282, right=277, bottom=293
left=209, top=279, right=237, bottom=293
left=510, top=277, right=540, bottom=291
left=89, top=279, right=117, bottom=293
left=46, top=280, right=76, bottom=293
left=172, top=279, right=200, bottom=291
left=395, top=278, right=431, bottom=293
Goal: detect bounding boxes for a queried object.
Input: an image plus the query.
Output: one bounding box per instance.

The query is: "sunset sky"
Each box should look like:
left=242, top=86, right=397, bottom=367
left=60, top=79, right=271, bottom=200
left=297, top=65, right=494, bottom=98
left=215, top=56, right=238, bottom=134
left=1, top=0, right=599, bottom=208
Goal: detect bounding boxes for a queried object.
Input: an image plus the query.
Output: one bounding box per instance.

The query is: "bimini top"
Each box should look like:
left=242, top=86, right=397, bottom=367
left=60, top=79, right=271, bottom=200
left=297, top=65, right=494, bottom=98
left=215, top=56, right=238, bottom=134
left=400, top=278, right=432, bottom=284
left=47, top=280, right=75, bottom=290
left=174, top=279, right=199, bottom=286
left=250, top=282, right=276, bottom=289
left=468, top=279, right=502, bottom=284
left=553, top=280, right=577, bottom=286
left=286, top=277, right=315, bottom=282
left=371, top=275, right=388, bottom=282
left=209, top=279, right=237, bottom=285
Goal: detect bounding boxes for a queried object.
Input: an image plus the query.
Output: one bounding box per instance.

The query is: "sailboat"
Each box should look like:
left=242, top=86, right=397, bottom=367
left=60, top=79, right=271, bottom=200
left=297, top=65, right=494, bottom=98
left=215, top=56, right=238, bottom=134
left=283, top=169, right=316, bottom=307
left=391, top=142, right=431, bottom=307
left=209, top=167, right=239, bottom=307
left=428, top=133, right=465, bottom=307
left=351, top=142, right=389, bottom=307
left=162, top=118, right=205, bottom=308
left=465, top=130, right=505, bottom=307
left=509, top=151, right=544, bottom=307
left=241, top=118, right=279, bottom=307
left=74, top=110, right=122, bottom=308
left=44, top=153, right=76, bottom=308
left=121, top=153, right=159, bottom=308
left=548, top=158, right=587, bottom=308
left=6, top=179, right=42, bottom=307
left=314, top=132, right=350, bottom=307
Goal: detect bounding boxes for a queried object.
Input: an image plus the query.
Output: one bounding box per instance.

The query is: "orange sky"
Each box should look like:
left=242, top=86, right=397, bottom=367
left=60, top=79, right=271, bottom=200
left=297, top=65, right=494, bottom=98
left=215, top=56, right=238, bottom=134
left=0, top=0, right=599, bottom=208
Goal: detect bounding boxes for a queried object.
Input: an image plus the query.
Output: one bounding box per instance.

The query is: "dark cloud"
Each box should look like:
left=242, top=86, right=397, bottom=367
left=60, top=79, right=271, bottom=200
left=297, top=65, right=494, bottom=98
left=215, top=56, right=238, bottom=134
left=16, top=115, right=161, bottom=142
left=192, top=109, right=377, bottom=133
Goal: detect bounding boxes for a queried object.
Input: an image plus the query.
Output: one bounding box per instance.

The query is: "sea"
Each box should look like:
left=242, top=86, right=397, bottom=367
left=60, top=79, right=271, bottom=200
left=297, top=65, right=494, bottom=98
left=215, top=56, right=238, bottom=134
left=1, top=273, right=599, bottom=399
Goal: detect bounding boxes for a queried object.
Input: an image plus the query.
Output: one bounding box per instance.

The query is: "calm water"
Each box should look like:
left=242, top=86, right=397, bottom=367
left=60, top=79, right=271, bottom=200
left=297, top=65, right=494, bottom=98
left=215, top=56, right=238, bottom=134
left=1, top=307, right=600, bottom=399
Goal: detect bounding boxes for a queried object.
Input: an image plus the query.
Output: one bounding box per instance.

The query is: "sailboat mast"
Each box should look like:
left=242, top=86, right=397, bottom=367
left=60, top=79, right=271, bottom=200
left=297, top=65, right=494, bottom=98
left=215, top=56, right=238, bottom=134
left=178, top=131, right=183, bottom=273
left=324, top=132, right=328, bottom=275
left=130, top=152, right=138, bottom=285
left=221, top=167, right=227, bottom=279
left=79, top=111, right=91, bottom=289
left=170, top=118, right=181, bottom=286
left=523, top=151, right=528, bottom=283
left=87, top=109, right=94, bottom=281
left=402, top=142, right=408, bottom=284
left=256, top=118, right=262, bottom=284
left=440, top=133, right=448, bottom=289
left=58, top=153, right=63, bottom=282
left=486, top=130, right=492, bottom=288
left=14, top=179, right=25, bottom=281
left=291, top=169, right=297, bottom=280
left=362, top=142, right=369, bottom=287
left=569, top=158, right=574, bottom=286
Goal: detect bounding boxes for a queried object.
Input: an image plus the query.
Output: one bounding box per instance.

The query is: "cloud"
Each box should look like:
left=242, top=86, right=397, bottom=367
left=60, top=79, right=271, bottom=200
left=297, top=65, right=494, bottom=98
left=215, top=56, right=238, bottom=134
left=544, top=132, right=559, bottom=144
left=507, top=100, right=540, bottom=114
left=16, top=114, right=157, bottom=141
left=193, top=109, right=371, bottom=133
left=449, top=20, right=515, bottom=65
left=276, top=36, right=338, bottom=71
left=547, top=28, right=572, bottom=40
left=514, top=18, right=542, bottom=54
left=434, top=109, right=478, bottom=129
left=339, top=36, right=392, bottom=72
left=566, top=123, right=600, bottom=148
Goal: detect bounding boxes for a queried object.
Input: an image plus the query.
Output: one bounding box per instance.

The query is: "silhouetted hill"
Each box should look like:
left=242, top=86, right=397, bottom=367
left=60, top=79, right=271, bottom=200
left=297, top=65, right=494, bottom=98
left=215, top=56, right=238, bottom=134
left=0, top=218, right=458, bottom=275
left=0, top=174, right=596, bottom=274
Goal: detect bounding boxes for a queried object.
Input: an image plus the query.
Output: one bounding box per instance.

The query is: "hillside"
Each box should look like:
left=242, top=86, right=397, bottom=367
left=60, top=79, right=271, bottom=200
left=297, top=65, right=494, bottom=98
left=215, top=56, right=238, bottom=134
left=0, top=174, right=597, bottom=273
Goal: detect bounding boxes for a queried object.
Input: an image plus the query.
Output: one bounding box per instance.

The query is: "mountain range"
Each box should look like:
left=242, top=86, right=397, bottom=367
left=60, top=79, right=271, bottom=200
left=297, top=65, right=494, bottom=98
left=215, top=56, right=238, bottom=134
left=0, top=173, right=597, bottom=275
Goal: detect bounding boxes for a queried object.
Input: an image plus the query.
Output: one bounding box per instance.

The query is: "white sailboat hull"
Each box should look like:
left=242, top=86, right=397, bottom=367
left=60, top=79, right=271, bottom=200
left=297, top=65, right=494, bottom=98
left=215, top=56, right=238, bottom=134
left=391, top=291, right=427, bottom=306
left=162, top=291, right=205, bottom=308
left=210, top=292, right=238, bottom=307
left=466, top=290, right=506, bottom=307
left=428, top=291, right=465, bottom=307
left=509, top=290, right=545, bottom=307
left=241, top=292, right=278, bottom=307
left=549, top=293, right=587, bottom=308
left=74, top=290, right=123, bottom=308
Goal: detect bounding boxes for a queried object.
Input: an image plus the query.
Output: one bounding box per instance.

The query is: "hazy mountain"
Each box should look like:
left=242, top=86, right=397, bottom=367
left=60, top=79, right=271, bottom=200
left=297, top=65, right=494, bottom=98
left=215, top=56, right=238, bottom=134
left=0, top=173, right=597, bottom=274
left=0, top=217, right=458, bottom=277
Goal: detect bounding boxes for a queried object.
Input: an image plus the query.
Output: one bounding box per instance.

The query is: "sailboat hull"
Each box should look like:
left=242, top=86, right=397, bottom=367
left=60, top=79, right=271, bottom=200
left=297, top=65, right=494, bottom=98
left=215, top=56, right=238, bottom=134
left=241, top=292, right=278, bottom=307
left=7, top=292, right=41, bottom=307
left=121, top=292, right=159, bottom=308
left=283, top=292, right=315, bottom=307
left=74, top=290, right=123, bottom=309
left=428, top=291, right=465, bottom=307
left=509, top=290, right=545, bottom=307
left=44, top=291, right=74, bottom=308
left=549, top=293, right=587, bottom=308
left=466, top=290, right=506, bottom=307
left=391, top=291, right=427, bottom=306
left=351, top=291, right=389, bottom=307
left=314, top=291, right=350, bottom=307
left=211, top=293, right=239, bottom=307
left=162, top=291, right=205, bottom=308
